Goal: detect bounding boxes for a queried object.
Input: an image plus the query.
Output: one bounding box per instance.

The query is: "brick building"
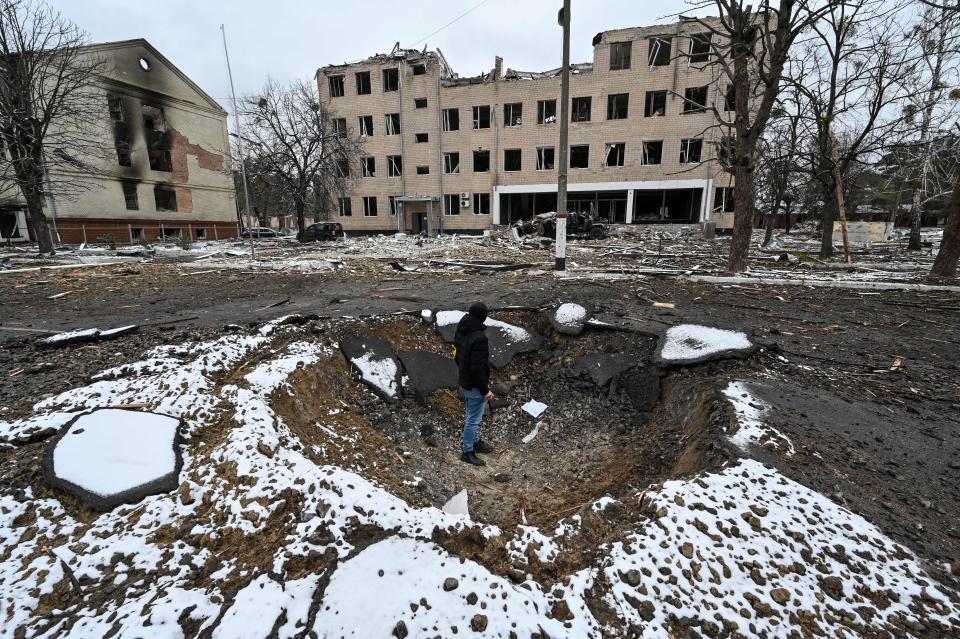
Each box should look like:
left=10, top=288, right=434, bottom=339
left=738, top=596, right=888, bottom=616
left=0, top=39, right=237, bottom=245
left=316, top=19, right=737, bottom=235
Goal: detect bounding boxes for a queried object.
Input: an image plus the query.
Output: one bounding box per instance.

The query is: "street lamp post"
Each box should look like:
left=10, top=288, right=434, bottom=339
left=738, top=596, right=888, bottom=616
left=555, top=0, right=571, bottom=272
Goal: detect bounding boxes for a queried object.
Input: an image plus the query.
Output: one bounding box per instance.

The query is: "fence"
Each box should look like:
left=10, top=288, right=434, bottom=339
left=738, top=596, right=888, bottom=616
left=45, top=221, right=241, bottom=246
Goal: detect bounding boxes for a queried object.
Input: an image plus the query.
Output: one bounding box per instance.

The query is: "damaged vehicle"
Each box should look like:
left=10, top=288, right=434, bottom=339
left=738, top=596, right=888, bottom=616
left=298, top=222, right=345, bottom=242
left=513, top=211, right=608, bottom=240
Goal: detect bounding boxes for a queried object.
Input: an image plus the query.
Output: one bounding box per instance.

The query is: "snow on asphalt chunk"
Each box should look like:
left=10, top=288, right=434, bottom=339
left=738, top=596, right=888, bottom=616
left=52, top=409, right=179, bottom=497
left=554, top=302, right=587, bottom=326
left=723, top=380, right=796, bottom=456
left=436, top=309, right=532, bottom=342
left=350, top=351, right=399, bottom=398
left=659, top=323, right=752, bottom=362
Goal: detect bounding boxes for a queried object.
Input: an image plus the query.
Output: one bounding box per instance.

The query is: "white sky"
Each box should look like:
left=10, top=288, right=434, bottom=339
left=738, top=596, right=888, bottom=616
left=54, top=0, right=713, bottom=105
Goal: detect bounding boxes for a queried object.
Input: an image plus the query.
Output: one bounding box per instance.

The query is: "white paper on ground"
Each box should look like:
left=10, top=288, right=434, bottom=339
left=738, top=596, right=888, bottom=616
left=522, top=400, right=548, bottom=418
left=442, top=489, right=469, bottom=516
left=521, top=422, right=541, bottom=444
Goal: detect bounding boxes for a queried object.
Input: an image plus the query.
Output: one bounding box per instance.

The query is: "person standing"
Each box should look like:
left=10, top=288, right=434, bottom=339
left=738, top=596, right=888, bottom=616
left=454, top=302, right=495, bottom=466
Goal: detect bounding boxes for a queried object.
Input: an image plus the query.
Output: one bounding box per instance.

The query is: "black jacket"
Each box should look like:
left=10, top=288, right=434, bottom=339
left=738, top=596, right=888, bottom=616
left=454, top=314, right=490, bottom=394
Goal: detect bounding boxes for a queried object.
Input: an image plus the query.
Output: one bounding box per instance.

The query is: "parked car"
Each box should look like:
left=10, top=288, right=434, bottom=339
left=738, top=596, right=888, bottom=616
left=298, top=222, right=345, bottom=242
left=239, top=227, right=279, bottom=239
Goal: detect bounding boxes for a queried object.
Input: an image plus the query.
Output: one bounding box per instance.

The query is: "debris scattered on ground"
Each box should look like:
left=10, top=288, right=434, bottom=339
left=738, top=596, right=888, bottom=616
left=521, top=399, right=548, bottom=418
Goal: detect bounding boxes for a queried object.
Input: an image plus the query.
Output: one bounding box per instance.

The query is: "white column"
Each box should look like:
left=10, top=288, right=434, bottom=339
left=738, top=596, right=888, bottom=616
left=492, top=187, right=501, bottom=225
left=702, top=179, right=714, bottom=222
left=625, top=189, right=634, bottom=224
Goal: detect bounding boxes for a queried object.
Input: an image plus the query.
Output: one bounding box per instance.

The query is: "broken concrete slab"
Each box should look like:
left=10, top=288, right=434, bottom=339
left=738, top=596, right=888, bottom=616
left=340, top=336, right=403, bottom=401
left=573, top=352, right=638, bottom=387
left=398, top=351, right=457, bottom=400
left=550, top=303, right=591, bottom=335
left=43, top=408, right=182, bottom=512
left=39, top=324, right=138, bottom=347
left=434, top=310, right=542, bottom=369
left=656, top=324, right=756, bottom=366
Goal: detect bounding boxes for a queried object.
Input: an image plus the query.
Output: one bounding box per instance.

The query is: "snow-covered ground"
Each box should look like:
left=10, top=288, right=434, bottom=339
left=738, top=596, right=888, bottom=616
left=659, top=324, right=754, bottom=363
left=1, top=317, right=957, bottom=637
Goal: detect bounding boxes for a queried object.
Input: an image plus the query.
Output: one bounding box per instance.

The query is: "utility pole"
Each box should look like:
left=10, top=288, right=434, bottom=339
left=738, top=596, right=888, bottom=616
left=221, top=24, right=255, bottom=259
left=555, top=0, right=571, bottom=272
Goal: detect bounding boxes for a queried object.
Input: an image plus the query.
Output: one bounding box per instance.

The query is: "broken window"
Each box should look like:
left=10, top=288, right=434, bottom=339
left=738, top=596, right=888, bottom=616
left=142, top=105, right=166, bottom=132
left=444, top=193, right=460, bottom=215
left=388, top=195, right=399, bottom=216
left=473, top=193, right=490, bottom=215
left=336, top=159, right=350, bottom=177
left=329, top=75, right=345, bottom=97
left=122, top=182, right=138, bottom=210
left=503, top=148, right=521, bottom=172
left=683, top=86, right=708, bottom=114
left=115, top=140, right=132, bottom=167
left=717, top=135, right=735, bottom=166
left=610, top=41, right=632, bottom=70
left=641, top=140, right=663, bottom=165
left=387, top=154, right=402, bottom=177
left=358, top=115, right=373, bottom=137
left=648, top=37, right=672, bottom=66
left=415, top=132, right=429, bottom=143
left=363, top=196, right=378, bottom=216
left=443, top=152, right=460, bottom=174
left=361, top=156, right=375, bottom=177
left=412, top=63, right=427, bottom=75
left=154, top=186, right=177, bottom=212
left=331, top=118, right=347, bottom=135
left=385, top=113, right=401, bottom=135
left=680, top=138, right=703, bottom=164
left=607, top=93, right=629, bottom=120
left=160, top=227, right=182, bottom=240
left=442, top=108, right=459, bottom=131
left=689, top=33, right=712, bottom=63
left=571, top=96, right=591, bottom=122
left=536, top=146, right=555, bottom=170
left=605, top=143, right=625, bottom=167
left=416, top=165, right=430, bottom=175
left=414, top=97, right=427, bottom=109
left=108, top=96, right=124, bottom=121
left=714, top=187, right=735, bottom=213
left=644, top=90, right=666, bottom=117
left=338, top=197, right=352, bottom=217
left=472, top=105, right=491, bottom=129
left=504, top=102, right=522, bottom=127
left=473, top=150, right=490, bottom=172
left=143, top=105, right=170, bottom=170
left=130, top=227, right=143, bottom=240
left=195, top=228, right=207, bottom=239
left=355, top=71, right=371, bottom=95
left=148, top=149, right=172, bottom=172
left=537, top=100, right=556, bottom=124
left=724, top=85, right=736, bottom=112
left=382, top=68, right=399, bottom=92
left=570, top=144, right=589, bottom=169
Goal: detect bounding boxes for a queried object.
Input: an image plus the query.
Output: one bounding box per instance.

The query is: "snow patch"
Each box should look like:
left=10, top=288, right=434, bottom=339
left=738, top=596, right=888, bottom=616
left=554, top=302, right=587, bottom=326
left=350, top=352, right=398, bottom=398
left=723, top=381, right=795, bottom=456
left=660, top=323, right=752, bottom=362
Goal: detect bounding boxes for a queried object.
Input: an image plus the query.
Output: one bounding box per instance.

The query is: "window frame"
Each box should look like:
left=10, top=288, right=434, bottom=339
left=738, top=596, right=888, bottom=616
left=570, top=144, right=589, bottom=169
left=503, top=102, right=523, bottom=127
left=648, top=37, right=672, bottom=66
left=338, top=197, right=352, bottom=217
left=473, top=192, right=490, bottom=215
left=443, top=193, right=461, bottom=216
left=604, top=142, right=626, bottom=167
left=679, top=138, right=703, bottom=164
left=609, top=41, right=632, bottom=70
left=606, top=93, right=629, bottom=120
left=537, top=99, right=557, bottom=124
left=361, top=156, right=376, bottom=178
left=536, top=146, right=555, bottom=171
left=472, top=105, right=491, bottom=129
left=442, top=108, right=460, bottom=131
left=328, top=75, right=345, bottom=98
left=682, top=86, right=709, bottom=114
left=384, top=112, right=401, bottom=135
left=443, top=152, right=460, bottom=175
left=689, top=33, right=712, bottom=64
left=473, top=150, right=490, bottom=173
left=414, top=97, right=428, bottom=109
left=387, top=154, right=403, bottom=178
left=382, top=68, right=399, bottom=92
left=503, top=148, right=522, bottom=172
left=644, top=90, right=667, bottom=117
left=640, top=140, right=663, bottom=165
left=122, top=182, right=139, bottom=210
left=355, top=71, right=371, bottom=95
left=358, top=115, right=374, bottom=137
left=571, top=96, right=591, bottom=122
left=362, top=196, right=378, bottom=217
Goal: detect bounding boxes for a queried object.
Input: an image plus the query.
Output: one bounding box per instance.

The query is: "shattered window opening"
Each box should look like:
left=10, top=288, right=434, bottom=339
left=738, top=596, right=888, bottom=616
left=336, top=159, right=350, bottom=177
left=442, top=108, right=459, bottom=131
left=683, top=86, right=709, bottom=114
left=570, top=144, right=589, bottom=169
left=195, top=228, right=206, bottom=239
left=537, top=100, right=556, bottom=124
left=358, top=115, right=373, bottom=137
left=142, top=104, right=166, bottom=132
left=108, top=96, right=124, bottom=121
left=415, top=133, right=429, bottom=143
left=385, top=113, right=401, bottom=135
left=680, top=138, right=703, bottom=164
left=444, top=193, right=460, bottom=215
left=389, top=195, right=399, bottom=216
left=648, top=36, right=672, bottom=66
left=361, top=156, right=376, bottom=177
left=154, top=186, right=177, bottom=212
left=122, top=182, right=138, bottom=210
left=414, top=97, right=428, bottom=109
left=473, top=150, right=490, bottom=173
left=328, top=75, right=345, bottom=98
left=536, top=146, right=555, bottom=171
left=355, top=71, right=371, bottom=95
left=714, top=186, right=735, bottom=213
left=724, top=85, right=736, bottom=112
left=160, top=227, right=181, bottom=240
left=412, top=63, right=427, bottom=75
left=148, top=149, right=172, bottom=172
left=130, top=227, right=143, bottom=240
left=610, top=41, right=632, bottom=70
left=363, top=196, right=378, bottom=216
left=115, top=140, right=131, bottom=167
left=605, top=143, right=625, bottom=167
left=387, top=155, right=402, bottom=177
left=331, top=118, right=347, bottom=135
left=571, top=96, right=591, bottom=122
left=443, top=152, right=460, bottom=175
left=504, top=103, right=522, bottom=127
left=382, top=68, right=399, bottom=92
left=338, top=197, right=352, bottom=217
left=641, top=140, right=663, bottom=165
left=416, top=165, right=430, bottom=175
left=644, top=90, right=666, bottom=117
left=473, top=192, right=490, bottom=215
left=689, top=33, right=712, bottom=63
left=472, top=105, right=491, bottom=129
left=504, top=148, right=522, bottom=172
left=607, top=93, right=629, bottom=120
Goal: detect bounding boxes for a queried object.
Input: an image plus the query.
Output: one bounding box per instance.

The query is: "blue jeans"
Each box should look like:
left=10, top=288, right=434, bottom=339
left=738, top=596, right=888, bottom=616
left=461, top=387, right=486, bottom=453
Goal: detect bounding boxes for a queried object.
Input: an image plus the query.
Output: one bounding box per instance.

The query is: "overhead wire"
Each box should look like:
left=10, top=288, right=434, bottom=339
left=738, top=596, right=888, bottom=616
left=409, top=0, right=494, bottom=47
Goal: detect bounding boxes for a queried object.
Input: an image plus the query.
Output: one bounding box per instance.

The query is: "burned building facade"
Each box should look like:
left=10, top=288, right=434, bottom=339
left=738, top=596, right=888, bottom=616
left=0, top=40, right=237, bottom=244
left=316, top=20, right=737, bottom=235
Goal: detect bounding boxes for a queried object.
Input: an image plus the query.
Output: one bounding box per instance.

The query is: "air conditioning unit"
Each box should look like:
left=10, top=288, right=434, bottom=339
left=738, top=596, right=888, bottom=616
left=460, top=192, right=471, bottom=207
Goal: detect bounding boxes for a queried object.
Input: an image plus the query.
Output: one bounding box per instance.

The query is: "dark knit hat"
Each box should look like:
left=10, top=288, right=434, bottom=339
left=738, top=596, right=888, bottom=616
left=468, top=302, right=488, bottom=321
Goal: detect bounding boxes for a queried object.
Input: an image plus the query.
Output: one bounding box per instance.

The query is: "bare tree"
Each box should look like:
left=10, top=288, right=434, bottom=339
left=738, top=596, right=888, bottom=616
left=756, top=91, right=805, bottom=246
left=685, top=0, right=841, bottom=273
left=0, top=0, right=108, bottom=254
left=237, top=78, right=362, bottom=236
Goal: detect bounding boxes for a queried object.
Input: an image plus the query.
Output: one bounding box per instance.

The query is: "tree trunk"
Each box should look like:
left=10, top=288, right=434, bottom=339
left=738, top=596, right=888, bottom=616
left=295, top=199, right=306, bottom=235
left=725, top=33, right=754, bottom=274
left=24, top=186, right=54, bottom=255
left=930, top=172, right=960, bottom=279
left=820, top=194, right=836, bottom=258
left=907, top=189, right=922, bottom=251
left=763, top=208, right=775, bottom=247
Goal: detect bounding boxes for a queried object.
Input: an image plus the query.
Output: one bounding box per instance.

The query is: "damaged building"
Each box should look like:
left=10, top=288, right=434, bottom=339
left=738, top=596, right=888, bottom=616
left=0, top=40, right=237, bottom=244
left=316, top=19, right=736, bottom=235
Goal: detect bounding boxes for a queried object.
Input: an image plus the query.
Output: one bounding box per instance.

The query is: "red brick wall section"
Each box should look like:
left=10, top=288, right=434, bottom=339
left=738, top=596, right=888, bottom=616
left=175, top=188, right=194, bottom=214
left=169, top=128, right=224, bottom=184
left=35, top=218, right=238, bottom=244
